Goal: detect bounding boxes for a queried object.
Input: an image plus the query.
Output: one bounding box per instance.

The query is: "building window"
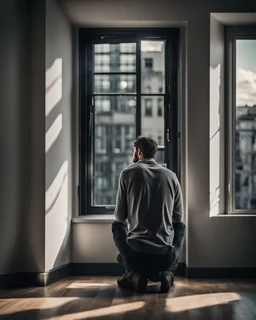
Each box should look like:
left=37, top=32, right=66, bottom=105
left=145, top=85, right=151, bottom=94
left=145, top=58, right=153, bottom=70
left=145, top=99, right=152, bottom=116
left=157, top=98, right=163, bottom=116
left=79, top=29, right=179, bottom=214
left=158, top=136, right=163, bottom=146
left=227, top=27, right=256, bottom=213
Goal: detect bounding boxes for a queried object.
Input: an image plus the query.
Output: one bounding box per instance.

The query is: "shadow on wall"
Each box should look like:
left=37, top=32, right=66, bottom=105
left=45, top=58, right=70, bottom=271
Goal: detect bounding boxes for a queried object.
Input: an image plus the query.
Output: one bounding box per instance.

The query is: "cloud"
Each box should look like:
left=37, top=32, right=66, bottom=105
left=237, top=68, right=256, bottom=106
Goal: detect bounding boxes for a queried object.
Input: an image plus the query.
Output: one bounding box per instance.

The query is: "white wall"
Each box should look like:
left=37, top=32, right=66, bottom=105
left=65, top=0, right=256, bottom=268
left=0, top=0, right=30, bottom=274
left=0, top=0, right=73, bottom=276
left=1, top=0, right=255, bottom=276
left=0, top=0, right=47, bottom=274
left=45, top=0, right=73, bottom=272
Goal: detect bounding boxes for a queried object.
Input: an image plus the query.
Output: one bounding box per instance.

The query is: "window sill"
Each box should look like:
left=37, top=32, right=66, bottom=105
left=72, top=214, right=115, bottom=224
left=212, top=214, right=256, bottom=217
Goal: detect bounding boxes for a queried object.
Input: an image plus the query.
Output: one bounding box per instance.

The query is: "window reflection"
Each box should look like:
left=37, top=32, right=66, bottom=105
left=141, top=41, right=165, bottom=94
left=235, top=39, right=256, bottom=209
left=141, top=96, right=165, bottom=147
left=92, top=40, right=166, bottom=206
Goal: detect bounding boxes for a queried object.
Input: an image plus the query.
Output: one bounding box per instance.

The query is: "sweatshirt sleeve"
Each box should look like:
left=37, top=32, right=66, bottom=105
left=173, top=177, right=184, bottom=223
left=114, top=171, right=128, bottom=222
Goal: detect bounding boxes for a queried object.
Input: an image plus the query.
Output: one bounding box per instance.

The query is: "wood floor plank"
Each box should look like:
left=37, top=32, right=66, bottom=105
left=0, top=277, right=256, bottom=320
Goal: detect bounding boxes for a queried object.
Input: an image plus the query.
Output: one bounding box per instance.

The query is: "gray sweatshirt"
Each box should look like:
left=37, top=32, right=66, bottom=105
left=114, top=159, right=184, bottom=255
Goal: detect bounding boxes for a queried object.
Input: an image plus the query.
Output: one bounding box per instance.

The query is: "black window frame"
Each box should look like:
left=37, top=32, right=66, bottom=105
left=79, top=28, right=179, bottom=215
left=226, top=26, right=256, bottom=214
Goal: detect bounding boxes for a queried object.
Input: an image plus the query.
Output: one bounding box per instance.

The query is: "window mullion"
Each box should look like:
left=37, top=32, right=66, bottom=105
left=136, top=40, right=141, bottom=137
left=88, top=43, right=94, bottom=213
left=231, top=35, right=236, bottom=213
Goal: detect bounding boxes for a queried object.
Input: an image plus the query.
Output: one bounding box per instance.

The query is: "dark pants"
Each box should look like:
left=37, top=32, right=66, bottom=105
left=112, top=221, right=179, bottom=275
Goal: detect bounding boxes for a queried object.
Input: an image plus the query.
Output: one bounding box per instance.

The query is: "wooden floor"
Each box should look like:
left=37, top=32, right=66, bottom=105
left=0, top=276, right=256, bottom=320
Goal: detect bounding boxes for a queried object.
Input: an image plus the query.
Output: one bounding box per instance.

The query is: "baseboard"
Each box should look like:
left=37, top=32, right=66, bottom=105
left=71, top=262, right=186, bottom=277
left=44, top=263, right=71, bottom=286
left=1, top=264, right=256, bottom=289
left=0, top=272, right=44, bottom=289
left=186, top=267, right=256, bottom=278
left=71, top=263, right=125, bottom=276
left=0, top=263, right=70, bottom=289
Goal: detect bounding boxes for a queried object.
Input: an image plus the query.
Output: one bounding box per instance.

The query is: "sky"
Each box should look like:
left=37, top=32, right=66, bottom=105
left=236, top=39, right=256, bottom=106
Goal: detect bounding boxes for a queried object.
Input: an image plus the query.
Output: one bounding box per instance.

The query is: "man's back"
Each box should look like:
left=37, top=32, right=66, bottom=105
left=114, top=159, right=183, bottom=255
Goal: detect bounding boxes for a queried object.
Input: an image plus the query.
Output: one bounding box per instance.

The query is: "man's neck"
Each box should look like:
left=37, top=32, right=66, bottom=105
left=139, top=158, right=155, bottom=162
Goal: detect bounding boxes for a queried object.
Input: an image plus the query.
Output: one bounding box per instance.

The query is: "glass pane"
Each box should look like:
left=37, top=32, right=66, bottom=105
left=155, top=149, right=165, bottom=164
left=94, top=74, right=136, bottom=94
left=141, top=96, right=165, bottom=147
left=93, top=96, right=136, bottom=206
left=235, top=39, right=256, bottom=209
left=141, top=41, right=165, bottom=94
left=94, top=43, right=136, bottom=73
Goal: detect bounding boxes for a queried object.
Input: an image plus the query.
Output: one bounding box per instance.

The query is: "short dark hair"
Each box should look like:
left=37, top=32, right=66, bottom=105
left=133, top=135, right=158, bottom=159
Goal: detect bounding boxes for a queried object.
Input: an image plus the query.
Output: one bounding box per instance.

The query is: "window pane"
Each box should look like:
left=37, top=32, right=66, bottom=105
left=94, top=74, right=136, bottom=93
left=235, top=39, right=256, bottom=209
left=141, top=41, right=165, bottom=94
left=93, top=96, right=136, bottom=206
left=141, top=96, right=165, bottom=146
left=155, top=149, right=165, bottom=164
left=94, top=43, right=136, bottom=73
left=95, top=96, right=136, bottom=114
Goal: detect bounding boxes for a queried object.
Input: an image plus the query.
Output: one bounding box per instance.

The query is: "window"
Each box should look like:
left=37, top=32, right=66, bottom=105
left=227, top=27, right=256, bottom=213
left=158, top=136, right=163, bottom=146
left=157, top=98, right=163, bottom=116
left=145, top=58, right=153, bottom=70
left=145, top=85, right=151, bottom=94
left=79, top=29, right=179, bottom=214
left=144, top=99, right=152, bottom=116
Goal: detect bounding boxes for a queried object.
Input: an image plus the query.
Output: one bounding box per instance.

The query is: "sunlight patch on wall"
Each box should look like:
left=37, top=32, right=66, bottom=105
left=210, top=64, right=221, bottom=216
left=45, top=161, right=68, bottom=271
left=46, top=58, right=62, bottom=116
left=45, top=114, right=63, bottom=153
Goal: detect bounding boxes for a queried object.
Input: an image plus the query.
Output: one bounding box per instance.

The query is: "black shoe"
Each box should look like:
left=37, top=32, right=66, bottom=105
left=160, top=271, right=174, bottom=293
left=117, top=272, right=148, bottom=293
left=131, top=272, right=148, bottom=293
left=117, top=271, right=135, bottom=289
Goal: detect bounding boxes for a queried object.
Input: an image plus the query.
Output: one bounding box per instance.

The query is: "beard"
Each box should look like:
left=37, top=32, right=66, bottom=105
left=133, top=150, right=139, bottom=163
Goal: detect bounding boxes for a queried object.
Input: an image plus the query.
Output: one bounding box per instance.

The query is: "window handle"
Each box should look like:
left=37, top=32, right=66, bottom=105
left=89, top=96, right=94, bottom=137
left=167, top=128, right=170, bottom=143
